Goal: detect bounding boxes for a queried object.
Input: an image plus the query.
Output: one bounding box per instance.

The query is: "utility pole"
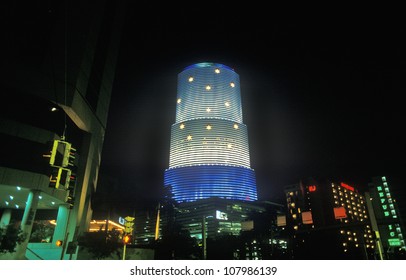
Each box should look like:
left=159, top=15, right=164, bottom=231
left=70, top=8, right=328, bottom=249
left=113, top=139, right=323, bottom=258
left=202, top=216, right=206, bottom=260
left=155, top=203, right=161, bottom=240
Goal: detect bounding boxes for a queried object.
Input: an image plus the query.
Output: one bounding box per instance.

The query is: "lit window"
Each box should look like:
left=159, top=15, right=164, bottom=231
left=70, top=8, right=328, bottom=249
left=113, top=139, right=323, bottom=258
left=187, top=135, right=192, bottom=141
left=177, top=98, right=181, bottom=104
left=215, top=68, right=220, bottom=74
left=206, top=85, right=211, bottom=91
left=188, top=76, right=194, bottom=82
left=230, top=82, right=235, bottom=87
left=227, top=143, right=233, bottom=149
left=233, top=124, right=239, bottom=129
left=180, top=123, right=185, bottom=129
left=206, top=108, right=211, bottom=112
left=225, top=102, right=230, bottom=107
left=206, top=124, right=212, bottom=130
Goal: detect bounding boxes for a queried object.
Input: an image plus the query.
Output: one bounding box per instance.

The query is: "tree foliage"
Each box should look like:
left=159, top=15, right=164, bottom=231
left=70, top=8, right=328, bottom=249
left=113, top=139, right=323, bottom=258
left=78, top=228, right=122, bottom=260
left=154, top=222, right=201, bottom=260
left=0, top=223, right=26, bottom=254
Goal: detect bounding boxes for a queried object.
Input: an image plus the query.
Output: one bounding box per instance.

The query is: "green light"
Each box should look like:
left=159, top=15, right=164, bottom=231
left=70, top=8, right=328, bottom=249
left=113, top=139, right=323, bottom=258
left=384, top=211, right=390, bottom=217
left=388, top=238, right=401, bottom=247
left=377, top=186, right=382, bottom=191
left=379, top=192, right=384, bottom=197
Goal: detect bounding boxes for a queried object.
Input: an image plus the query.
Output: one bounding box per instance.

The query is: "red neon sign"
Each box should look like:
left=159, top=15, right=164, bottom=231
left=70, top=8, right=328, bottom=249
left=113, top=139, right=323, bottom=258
left=340, top=182, right=354, bottom=192
left=308, top=185, right=317, bottom=192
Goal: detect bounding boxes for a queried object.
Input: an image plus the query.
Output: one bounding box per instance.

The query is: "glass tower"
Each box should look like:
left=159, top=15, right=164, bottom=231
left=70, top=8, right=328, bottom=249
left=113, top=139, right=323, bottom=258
left=164, top=62, right=258, bottom=202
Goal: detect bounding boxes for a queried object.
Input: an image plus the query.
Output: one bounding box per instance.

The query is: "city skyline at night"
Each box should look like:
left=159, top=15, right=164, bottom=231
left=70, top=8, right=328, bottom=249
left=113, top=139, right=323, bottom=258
left=1, top=0, right=405, bottom=268
left=98, top=5, right=404, bottom=212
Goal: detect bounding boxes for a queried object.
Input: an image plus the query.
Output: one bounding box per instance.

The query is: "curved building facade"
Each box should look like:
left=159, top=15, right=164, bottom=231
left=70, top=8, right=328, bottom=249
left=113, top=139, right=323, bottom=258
left=164, top=62, right=258, bottom=202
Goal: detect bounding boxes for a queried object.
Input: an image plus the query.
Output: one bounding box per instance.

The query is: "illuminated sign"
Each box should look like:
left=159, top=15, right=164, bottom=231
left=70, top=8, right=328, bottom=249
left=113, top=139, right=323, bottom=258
left=340, top=182, right=354, bottom=192
left=302, top=211, right=313, bottom=224
left=334, top=207, right=347, bottom=219
left=388, top=238, right=401, bottom=247
left=277, top=215, right=286, bottom=227
left=216, top=210, right=228, bottom=220
left=308, top=185, right=316, bottom=192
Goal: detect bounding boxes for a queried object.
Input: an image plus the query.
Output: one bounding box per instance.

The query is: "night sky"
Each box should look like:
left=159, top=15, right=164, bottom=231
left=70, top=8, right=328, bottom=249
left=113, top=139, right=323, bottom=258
left=98, top=3, right=405, bottom=212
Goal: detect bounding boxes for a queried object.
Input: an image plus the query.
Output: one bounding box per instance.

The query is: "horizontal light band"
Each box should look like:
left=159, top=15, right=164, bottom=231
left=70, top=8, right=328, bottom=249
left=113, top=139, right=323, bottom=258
left=164, top=165, right=258, bottom=203
left=169, top=118, right=251, bottom=168
left=176, top=64, right=242, bottom=123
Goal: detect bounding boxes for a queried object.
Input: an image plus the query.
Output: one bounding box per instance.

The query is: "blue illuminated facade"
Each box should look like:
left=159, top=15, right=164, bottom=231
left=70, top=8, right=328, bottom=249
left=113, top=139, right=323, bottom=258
left=164, top=62, right=258, bottom=202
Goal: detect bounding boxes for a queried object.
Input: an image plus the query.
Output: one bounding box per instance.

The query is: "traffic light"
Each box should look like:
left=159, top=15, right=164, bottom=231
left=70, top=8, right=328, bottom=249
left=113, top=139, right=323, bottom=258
left=123, top=235, right=132, bottom=244
left=43, top=140, right=77, bottom=168
left=49, top=167, right=71, bottom=189
left=124, top=216, right=135, bottom=234
left=43, top=140, right=63, bottom=167
left=64, top=171, right=76, bottom=208
left=55, top=240, right=63, bottom=247
left=65, top=193, right=75, bottom=209
left=62, top=142, right=76, bottom=168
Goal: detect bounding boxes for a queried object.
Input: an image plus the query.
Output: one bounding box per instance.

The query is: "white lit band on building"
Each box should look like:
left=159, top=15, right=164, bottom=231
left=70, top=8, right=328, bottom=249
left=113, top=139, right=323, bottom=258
left=164, top=62, right=258, bottom=203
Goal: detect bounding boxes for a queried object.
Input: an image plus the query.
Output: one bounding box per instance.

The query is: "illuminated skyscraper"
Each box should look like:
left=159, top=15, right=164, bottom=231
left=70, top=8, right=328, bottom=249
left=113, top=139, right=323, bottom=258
left=164, top=62, right=258, bottom=202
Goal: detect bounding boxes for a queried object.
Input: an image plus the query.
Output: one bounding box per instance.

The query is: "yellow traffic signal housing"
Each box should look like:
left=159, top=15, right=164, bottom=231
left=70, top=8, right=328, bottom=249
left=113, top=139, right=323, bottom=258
left=44, top=140, right=76, bottom=168
left=49, top=167, right=71, bottom=189
left=124, top=216, right=135, bottom=234
left=62, top=142, right=76, bottom=167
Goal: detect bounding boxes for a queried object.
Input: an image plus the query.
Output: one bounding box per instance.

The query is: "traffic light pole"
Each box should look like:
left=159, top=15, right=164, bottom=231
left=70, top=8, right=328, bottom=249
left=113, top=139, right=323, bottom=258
left=122, top=243, right=127, bottom=260
left=122, top=216, right=134, bottom=260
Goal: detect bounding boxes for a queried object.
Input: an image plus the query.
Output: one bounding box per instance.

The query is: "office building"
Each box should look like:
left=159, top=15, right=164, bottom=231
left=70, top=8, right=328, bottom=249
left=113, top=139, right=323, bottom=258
left=164, top=62, right=258, bottom=203
left=282, top=178, right=376, bottom=259
left=0, top=0, right=125, bottom=259
left=366, top=176, right=406, bottom=259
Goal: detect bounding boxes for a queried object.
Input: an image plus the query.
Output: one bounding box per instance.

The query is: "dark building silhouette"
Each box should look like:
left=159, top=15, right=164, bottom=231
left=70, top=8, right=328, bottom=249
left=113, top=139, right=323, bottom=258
left=0, top=0, right=125, bottom=259
left=282, top=178, right=376, bottom=259
left=366, top=176, right=406, bottom=259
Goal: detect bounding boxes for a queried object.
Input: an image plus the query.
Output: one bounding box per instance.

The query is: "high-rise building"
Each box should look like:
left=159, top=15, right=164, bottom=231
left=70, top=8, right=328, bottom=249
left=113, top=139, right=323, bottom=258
left=282, top=178, right=376, bottom=259
left=0, top=0, right=125, bottom=259
left=164, top=62, right=258, bottom=203
left=366, top=176, right=406, bottom=259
